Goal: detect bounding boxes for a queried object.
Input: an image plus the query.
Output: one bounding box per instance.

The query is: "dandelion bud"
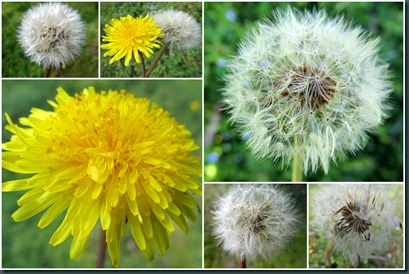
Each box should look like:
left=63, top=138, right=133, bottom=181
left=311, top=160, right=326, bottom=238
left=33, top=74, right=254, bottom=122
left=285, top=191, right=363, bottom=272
left=223, top=8, right=392, bottom=174
left=311, top=184, right=402, bottom=267
left=212, top=184, right=299, bottom=262
left=18, top=3, right=85, bottom=68
left=152, top=10, right=201, bottom=51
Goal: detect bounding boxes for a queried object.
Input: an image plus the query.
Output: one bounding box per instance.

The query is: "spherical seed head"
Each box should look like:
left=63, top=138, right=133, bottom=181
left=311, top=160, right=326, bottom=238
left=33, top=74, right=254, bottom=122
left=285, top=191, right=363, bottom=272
left=223, top=8, right=392, bottom=174
left=311, top=185, right=401, bottom=266
left=152, top=10, right=201, bottom=51
left=101, top=14, right=164, bottom=66
left=18, top=3, right=85, bottom=68
left=2, top=87, right=202, bottom=267
left=212, top=184, right=299, bottom=262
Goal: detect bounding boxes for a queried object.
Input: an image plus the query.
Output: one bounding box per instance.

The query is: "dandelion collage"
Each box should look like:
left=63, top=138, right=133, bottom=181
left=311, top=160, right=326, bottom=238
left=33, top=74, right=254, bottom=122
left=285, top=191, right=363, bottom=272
left=0, top=0, right=404, bottom=271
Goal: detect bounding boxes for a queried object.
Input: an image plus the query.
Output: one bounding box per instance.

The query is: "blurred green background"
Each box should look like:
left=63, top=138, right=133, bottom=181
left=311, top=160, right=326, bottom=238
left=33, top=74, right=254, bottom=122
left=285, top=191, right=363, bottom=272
left=309, top=184, right=403, bottom=268
left=204, top=184, right=307, bottom=268
left=2, top=2, right=98, bottom=78
left=2, top=80, right=202, bottom=268
left=100, top=2, right=202, bottom=78
left=204, top=2, right=403, bottom=182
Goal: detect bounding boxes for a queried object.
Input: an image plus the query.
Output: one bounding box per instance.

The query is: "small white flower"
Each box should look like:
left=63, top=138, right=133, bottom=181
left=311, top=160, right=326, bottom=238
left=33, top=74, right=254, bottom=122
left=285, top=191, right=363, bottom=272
left=223, top=8, right=392, bottom=174
left=152, top=9, right=201, bottom=51
left=212, top=184, right=299, bottom=262
left=311, top=184, right=401, bottom=266
left=18, top=3, right=85, bottom=68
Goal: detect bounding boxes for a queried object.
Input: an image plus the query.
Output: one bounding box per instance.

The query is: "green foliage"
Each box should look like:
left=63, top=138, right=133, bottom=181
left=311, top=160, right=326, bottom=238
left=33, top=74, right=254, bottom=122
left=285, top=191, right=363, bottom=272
left=100, top=2, right=202, bottom=78
left=204, top=2, right=403, bottom=182
left=204, top=184, right=307, bottom=268
left=2, top=80, right=202, bottom=268
left=2, top=2, right=98, bottom=78
left=309, top=184, right=403, bottom=268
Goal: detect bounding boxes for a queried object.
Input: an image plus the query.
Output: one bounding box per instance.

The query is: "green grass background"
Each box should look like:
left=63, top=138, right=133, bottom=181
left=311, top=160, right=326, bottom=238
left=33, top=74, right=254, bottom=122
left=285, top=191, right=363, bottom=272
left=309, top=184, right=403, bottom=268
left=204, top=2, right=403, bottom=182
left=204, top=184, right=307, bottom=268
left=2, top=2, right=98, bottom=78
left=100, top=2, right=202, bottom=78
left=2, top=80, right=202, bottom=268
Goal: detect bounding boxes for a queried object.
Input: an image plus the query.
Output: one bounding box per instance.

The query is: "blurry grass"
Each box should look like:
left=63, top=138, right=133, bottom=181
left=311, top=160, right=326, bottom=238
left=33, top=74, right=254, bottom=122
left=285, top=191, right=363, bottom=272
left=204, top=184, right=307, bottom=268
left=204, top=2, right=403, bottom=182
left=2, top=80, right=202, bottom=268
left=309, top=184, right=403, bottom=268
left=2, top=2, right=98, bottom=78
left=100, top=2, right=202, bottom=78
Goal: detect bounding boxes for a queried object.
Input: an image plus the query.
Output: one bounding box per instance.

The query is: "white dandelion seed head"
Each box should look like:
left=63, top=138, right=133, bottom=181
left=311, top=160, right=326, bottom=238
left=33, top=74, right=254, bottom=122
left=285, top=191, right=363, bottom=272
left=223, top=8, right=392, bottom=174
left=152, top=9, right=201, bottom=51
left=18, top=3, right=85, bottom=68
left=212, top=184, right=299, bottom=262
left=311, top=184, right=401, bottom=266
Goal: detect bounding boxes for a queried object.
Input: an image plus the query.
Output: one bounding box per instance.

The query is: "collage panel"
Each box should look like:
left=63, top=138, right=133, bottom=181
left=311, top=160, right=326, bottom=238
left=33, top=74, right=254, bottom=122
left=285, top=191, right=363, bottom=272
left=100, top=2, right=202, bottom=78
left=204, top=183, right=307, bottom=268
left=309, top=183, right=403, bottom=268
left=203, top=2, right=403, bottom=182
left=2, top=2, right=98, bottom=78
left=2, top=80, right=202, bottom=268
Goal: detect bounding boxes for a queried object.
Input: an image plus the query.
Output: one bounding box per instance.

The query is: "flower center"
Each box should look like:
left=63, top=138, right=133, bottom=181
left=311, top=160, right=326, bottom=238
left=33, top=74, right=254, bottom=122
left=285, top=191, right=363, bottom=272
left=40, top=26, right=68, bottom=51
left=333, top=202, right=372, bottom=240
left=276, top=65, right=337, bottom=109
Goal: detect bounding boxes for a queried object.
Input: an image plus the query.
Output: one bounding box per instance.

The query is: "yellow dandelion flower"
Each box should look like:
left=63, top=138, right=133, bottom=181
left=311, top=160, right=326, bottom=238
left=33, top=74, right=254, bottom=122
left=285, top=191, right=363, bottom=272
left=2, top=87, right=201, bottom=267
left=101, top=14, right=164, bottom=66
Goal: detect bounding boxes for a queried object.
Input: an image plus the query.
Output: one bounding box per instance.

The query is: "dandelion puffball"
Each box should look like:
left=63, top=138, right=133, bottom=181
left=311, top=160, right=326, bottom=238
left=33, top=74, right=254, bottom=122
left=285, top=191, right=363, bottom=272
left=311, top=184, right=401, bottom=266
left=152, top=10, right=201, bottom=51
left=212, top=184, right=299, bottom=262
left=223, top=8, right=392, bottom=174
left=18, top=3, right=85, bottom=68
left=2, top=87, right=202, bottom=267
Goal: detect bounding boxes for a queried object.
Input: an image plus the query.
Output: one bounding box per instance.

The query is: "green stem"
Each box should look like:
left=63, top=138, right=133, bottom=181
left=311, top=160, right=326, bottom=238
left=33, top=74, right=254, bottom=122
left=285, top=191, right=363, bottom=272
left=292, top=137, right=303, bottom=182
left=139, top=51, right=146, bottom=77
left=96, top=229, right=107, bottom=268
left=145, top=43, right=169, bottom=77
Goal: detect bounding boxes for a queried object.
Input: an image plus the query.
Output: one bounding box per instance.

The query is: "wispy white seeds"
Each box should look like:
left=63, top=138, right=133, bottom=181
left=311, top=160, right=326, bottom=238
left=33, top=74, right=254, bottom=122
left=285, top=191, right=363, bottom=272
left=223, top=8, right=392, bottom=174
left=152, top=9, right=201, bottom=51
left=311, top=184, right=401, bottom=266
left=18, top=3, right=85, bottom=68
left=212, top=184, right=299, bottom=262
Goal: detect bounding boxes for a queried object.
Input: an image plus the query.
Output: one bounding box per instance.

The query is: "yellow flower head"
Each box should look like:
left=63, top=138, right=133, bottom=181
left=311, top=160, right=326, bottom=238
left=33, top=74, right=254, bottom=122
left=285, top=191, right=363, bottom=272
left=101, top=14, right=164, bottom=66
left=2, top=87, right=201, bottom=267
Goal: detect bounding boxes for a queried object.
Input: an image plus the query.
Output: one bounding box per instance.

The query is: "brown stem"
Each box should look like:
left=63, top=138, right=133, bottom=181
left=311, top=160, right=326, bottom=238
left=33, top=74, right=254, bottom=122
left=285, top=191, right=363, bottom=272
left=139, top=51, right=146, bottom=77
left=240, top=258, right=246, bottom=268
left=45, top=66, right=51, bottom=78
left=145, top=43, right=168, bottom=77
left=96, top=230, right=107, bottom=268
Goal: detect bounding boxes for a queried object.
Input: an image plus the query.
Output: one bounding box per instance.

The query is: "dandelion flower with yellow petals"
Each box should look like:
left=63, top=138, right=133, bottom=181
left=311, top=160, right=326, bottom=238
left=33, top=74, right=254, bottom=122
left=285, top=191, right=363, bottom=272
left=2, top=87, right=201, bottom=267
left=101, top=14, right=164, bottom=66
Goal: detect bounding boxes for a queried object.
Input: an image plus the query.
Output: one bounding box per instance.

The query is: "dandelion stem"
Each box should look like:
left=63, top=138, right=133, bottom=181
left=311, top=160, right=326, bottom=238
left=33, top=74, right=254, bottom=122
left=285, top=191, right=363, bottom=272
left=145, top=43, right=168, bottom=77
left=240, top=258, right=246, bottom=268
left=45, top=66, right=51, bottom=78
left=96, top=229, right=107, bottom=268
left=139, top=51, right=146, bottom=77
left=292, top=137, right=303, bottom=182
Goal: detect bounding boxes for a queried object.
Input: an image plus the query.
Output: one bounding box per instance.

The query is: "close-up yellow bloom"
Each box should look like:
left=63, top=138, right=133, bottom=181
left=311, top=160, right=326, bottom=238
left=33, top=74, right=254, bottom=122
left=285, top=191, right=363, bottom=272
left=101, top=14, right=164, bottom=66
left=2, top=86, right=201, bottom=267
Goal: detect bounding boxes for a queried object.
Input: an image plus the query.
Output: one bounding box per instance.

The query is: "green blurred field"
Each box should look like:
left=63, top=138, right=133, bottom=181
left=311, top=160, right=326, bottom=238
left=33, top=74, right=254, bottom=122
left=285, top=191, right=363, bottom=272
left=2, top=2, right=98, bottom=78
left=204, top=2, right=403, bottom=182
left=204, top=184, right=307, bottom=268
left=100, top=2, right=202, bottom=78
left=309, top=184, right=403, bottom=268
left=2, top=80, right=202, bottom=268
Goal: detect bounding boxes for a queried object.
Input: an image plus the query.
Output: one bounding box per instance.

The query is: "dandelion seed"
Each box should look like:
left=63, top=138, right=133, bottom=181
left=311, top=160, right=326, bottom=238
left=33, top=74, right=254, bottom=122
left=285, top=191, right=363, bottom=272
left=152, top=10, right=201, bottom=51
left=18, top=3, right=85, bottom=69
left=101, top=14, right=163, bottom=66
left=311, top=184, right=401, bottom=267
left=223, top=8, right=392, bottom=174
left=2, top=87, right=202, bottom=267
left=212, top=184, right=299, bottom=263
